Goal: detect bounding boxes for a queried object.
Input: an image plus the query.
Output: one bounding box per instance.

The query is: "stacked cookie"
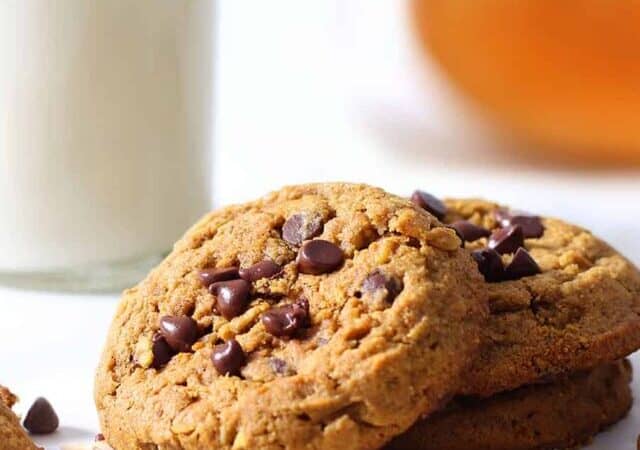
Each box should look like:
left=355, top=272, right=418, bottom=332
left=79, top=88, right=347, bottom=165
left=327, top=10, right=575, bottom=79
left=387, top=360, right=632, bottom=450
left=386, top=196, right=640, bottom=450
left=95, top=183, right=640, bottom=450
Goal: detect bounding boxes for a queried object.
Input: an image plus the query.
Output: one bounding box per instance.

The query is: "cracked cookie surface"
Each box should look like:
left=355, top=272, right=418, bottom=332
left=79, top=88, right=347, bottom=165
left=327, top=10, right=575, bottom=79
left=443, top=198, right=640, bottom=397
left=386, top=360, right=632, bottom=450
left=95, top=183, right=488, bottom=450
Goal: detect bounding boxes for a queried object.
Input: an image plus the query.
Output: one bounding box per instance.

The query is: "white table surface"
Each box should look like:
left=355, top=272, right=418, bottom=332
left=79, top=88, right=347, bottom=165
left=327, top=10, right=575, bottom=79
left=2, top=1, right=640, bottom=448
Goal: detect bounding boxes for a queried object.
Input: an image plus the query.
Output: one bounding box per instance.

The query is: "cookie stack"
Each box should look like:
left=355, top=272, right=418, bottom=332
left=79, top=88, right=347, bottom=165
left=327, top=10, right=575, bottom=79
left=95, top=183, right=640, bottom=450
left=386, top=197, right=640, bottom=450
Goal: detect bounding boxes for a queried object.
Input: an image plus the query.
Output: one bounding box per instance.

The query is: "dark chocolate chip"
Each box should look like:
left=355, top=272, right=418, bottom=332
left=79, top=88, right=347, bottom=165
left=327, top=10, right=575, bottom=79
left=282, top=213, right=324, bottom=246
left=406, top=236, right=421, bottom=248
left=239, top=260, right=282, bottom=282
left=159, top=315, right=199, bottom=353
left=505, top=248, right=541, bottom=280
left=95, top=433, right=105, bottom=442
left=210, top=279, right=251, bottom=319
left=488, top=225, right=524, bottom=255
left=269, top=357, right=289, bottom=375
left=211, top=339, right=246, bottom=376
left=450, top=220, right=491, bottom=242
left=410, top=190, right=447, bottom=219
left=199, top=267, right=240, bottom=287
left=151, top=333, right=175, bottom=369
left=472, top=249, right=505, bottom=282
left=510, top=216, right=544, bottom=239
left=495, top=209, right=544, bottom=239
left=261, top=298, right=310, bottom=337
left=362, top=270, right=403, bottom=302
left=23, top=397, right=59, bottom=435
left=297, top=240, right=344, bottom=275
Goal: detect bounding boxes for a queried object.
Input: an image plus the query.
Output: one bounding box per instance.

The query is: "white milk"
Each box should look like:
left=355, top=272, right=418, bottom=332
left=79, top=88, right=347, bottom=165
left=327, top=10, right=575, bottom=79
left=0, top=1, right=213, bottom=286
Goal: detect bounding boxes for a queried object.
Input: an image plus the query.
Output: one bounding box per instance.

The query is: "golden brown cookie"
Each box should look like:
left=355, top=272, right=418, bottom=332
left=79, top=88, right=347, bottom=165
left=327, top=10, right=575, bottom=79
left=386, top=360, right=632, bottom=450
left=0, top=385, right=40, bottom=450
left=442, top=198, right=640, bottom=397
left=95, top=183, right=488, bottom=450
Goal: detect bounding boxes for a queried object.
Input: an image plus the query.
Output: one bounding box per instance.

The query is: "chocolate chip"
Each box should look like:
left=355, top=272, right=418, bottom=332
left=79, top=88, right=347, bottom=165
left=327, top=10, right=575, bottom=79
left=95, top=433, right=105, bottom=442
left=210, top=279, right=251, bottom=319
left=212, top=339, right=246, bottom=376
left=362, top=270, right=403, bottom=302
left=410, top=190, right=447, bottom=219
left=505, top=248, right=541, bottom=280
left=23, top=397, right=59, bottom=434
left=151, top=333, right=175, bottom=369
left=262, top=298, right=310, bottom=337
left=199, top=267, right=240, bottom=287
left=495, top=209, right=544, bottom=239
left=282, top=213, right=324, bottom=245
left=239, top=260, right=282, bottom=282
left=159, top=315, right=199, bottom=353
left=450, top=220, right=491, bottom=242
left=488, top=225, right=524, bottom=254
left=472, top=248, right=505, bottom=282
left=297, top=240, right=344, bottom=274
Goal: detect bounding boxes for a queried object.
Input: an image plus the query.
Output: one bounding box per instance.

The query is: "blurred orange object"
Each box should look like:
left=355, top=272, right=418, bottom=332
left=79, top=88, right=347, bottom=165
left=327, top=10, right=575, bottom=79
left=413, top=0, right=640, bottom=165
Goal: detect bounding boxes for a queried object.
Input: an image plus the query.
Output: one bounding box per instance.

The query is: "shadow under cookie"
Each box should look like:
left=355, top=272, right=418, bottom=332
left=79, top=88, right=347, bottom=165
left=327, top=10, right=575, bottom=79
left=385, top=360, right=632, bottom=450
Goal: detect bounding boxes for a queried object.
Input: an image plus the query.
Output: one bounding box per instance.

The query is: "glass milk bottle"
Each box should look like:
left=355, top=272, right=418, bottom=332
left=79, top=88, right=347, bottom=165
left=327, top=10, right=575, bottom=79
left=0, top=0, right=214, bottom=291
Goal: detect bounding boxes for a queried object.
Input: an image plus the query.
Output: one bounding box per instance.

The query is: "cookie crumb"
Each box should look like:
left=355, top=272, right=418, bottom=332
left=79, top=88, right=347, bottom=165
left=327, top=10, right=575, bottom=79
left=0, top=385, right=18, bottom=409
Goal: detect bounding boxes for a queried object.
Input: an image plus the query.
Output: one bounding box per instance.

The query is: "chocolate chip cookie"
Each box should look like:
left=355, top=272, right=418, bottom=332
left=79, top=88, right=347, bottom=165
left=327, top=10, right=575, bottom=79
left=0, top=385, right=40, bottom=450
left=95, top=183, right=488, bottom=450
left=386, top=360, right=632, bottom=450
left=440, top=197, right=640, bottom=397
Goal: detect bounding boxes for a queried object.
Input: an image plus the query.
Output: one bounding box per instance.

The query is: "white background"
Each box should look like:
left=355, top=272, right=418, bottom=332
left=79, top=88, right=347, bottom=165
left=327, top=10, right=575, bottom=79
left=1, top=1, right=639, bottom=448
